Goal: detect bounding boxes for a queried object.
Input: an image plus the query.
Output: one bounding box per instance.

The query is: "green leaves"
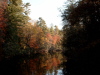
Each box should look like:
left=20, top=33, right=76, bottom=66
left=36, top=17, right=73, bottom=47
left=3, top=0, right=30, bottom=56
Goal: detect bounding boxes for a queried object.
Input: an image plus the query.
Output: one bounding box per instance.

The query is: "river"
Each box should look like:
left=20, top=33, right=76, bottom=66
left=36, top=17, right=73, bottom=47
left=0, top=53, right=65, bottom=75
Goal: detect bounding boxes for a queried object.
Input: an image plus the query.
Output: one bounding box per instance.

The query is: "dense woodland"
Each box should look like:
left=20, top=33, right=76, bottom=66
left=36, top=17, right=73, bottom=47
left=0, top=0, right=63, bottom=59
left=62, top=0, right=100, bottom=75
left=0, top=0, right=100, bottom=75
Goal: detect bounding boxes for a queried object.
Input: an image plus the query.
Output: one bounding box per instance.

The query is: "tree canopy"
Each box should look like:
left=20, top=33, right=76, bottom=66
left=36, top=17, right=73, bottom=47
left=0, top=0, right=63, bottom=58
left=62, top=0, right=100, bottom=74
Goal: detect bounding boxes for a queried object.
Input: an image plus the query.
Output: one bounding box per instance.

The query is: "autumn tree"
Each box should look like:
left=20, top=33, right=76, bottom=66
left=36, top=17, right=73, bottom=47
left=19, top=20, right=47, bottom=54
left=18, top=22, right=36, bottom=54
left=54, top=26, right=62, bottom=49
left=36, top=17, right=50, bottom=50
left=46, top=25, right=62, bottom=51
left=21, top=19, right=62, bottom=53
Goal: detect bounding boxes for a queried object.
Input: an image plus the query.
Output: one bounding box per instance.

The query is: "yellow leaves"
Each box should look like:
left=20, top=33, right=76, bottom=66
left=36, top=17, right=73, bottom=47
left=41, top=37, right=44, bottom=40
left=24, top=46, right=26, bottom=49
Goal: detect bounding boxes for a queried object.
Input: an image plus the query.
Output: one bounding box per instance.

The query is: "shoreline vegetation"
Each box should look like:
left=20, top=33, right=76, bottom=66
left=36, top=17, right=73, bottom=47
left=62, top=0, right=100, bottom=75
left=0, top=0, right=63, bottom=61
left=0, top=51, right=65, bottom=75
left=1, top=0, right=100, bottom=75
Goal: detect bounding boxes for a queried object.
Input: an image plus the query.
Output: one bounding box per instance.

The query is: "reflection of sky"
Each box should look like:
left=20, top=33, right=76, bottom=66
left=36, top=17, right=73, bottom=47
left=46, top=68, right=63, bottom=75
left=57, top=68, right=63, bottom=75
left=23, top=0, right=66, bottom=29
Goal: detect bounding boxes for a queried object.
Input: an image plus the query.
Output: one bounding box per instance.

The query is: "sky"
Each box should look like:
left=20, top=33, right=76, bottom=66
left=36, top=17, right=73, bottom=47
left=22, top=0, right=67, bottom=29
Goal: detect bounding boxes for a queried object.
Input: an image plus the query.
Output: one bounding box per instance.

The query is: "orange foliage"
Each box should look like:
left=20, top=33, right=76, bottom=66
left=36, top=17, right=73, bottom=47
left=52, top=35, right=61, bottom=45
left=46, top=33, right=52, bottom=40
left=29, top=37, right=39, bottom=49
left=29, top=57, right=61, bottom=71
left=27, top=56, right=62, bottom=75
left=29, top=59, right=39, bottom=71
left=45, top=57, right=61, bottom=70
left=21, top=20, right=61, bottom=50
left=52, top=58, right=58, bottom=67
left=25, top=23, right=43, bottom=49
left=46, top=33, right=61, bottom=45
left=46, top=59, right=53, bottom=70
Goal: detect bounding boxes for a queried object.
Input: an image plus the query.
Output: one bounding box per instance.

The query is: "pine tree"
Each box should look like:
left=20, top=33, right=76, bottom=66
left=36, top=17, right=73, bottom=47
left=4, top=0, right=30, bottom=56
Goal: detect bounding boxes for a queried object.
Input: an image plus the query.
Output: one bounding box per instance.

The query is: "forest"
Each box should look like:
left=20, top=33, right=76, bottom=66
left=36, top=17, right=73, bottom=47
left=0, top=0, right=63, bottom=59
left=62, top=0, right=100, bottom=75
left=0, top=0, right=100, bottom=75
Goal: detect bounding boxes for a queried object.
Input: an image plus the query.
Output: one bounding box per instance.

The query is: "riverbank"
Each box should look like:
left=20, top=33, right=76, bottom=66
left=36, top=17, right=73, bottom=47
left=0, top=52, right=64, bottom=75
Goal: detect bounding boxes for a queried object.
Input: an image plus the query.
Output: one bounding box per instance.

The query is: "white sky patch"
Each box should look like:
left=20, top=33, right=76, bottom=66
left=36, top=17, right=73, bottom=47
left=23, top=0, right=67, bottom=29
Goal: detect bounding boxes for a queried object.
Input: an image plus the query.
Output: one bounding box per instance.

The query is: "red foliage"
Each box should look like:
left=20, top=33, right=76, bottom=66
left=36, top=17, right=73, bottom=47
left=52, top=35, right=61, bottom=45
left=28, top=25, right=43, bottom=49
left=46, top=33, right=52, bottom=40
left=29, top=37, right=39, bottom=49
left=0, top=0, right=7, bottom=43
left=46, top=57, right=61, bottom=70
left=0, top=0, right=7, bottom=30
left=29, top=59, right=39, bottom=71
left=46, top=33, right=61, bottom=45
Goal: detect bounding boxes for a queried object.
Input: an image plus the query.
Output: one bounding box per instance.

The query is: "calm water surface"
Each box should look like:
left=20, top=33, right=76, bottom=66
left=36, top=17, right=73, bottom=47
left=0, top=53, right=64, bottom=75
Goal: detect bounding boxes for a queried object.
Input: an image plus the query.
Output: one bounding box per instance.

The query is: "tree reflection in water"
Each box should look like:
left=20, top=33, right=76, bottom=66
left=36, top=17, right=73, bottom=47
left=18, top=53, right=64, bottom=75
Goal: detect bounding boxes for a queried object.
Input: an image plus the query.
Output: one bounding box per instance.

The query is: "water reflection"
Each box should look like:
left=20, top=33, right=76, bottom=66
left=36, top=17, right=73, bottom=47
left=0, top=53, right=64, bottom=75
left=19, top=53, right=63, bottom=75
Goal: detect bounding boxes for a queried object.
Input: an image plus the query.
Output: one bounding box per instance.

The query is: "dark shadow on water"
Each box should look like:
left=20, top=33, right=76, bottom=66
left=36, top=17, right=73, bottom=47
left=63, top=46, right=100, bottom=75
left=0, top=53, right=64, bottom=75
left=0, top=57, right=19, bottom=75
